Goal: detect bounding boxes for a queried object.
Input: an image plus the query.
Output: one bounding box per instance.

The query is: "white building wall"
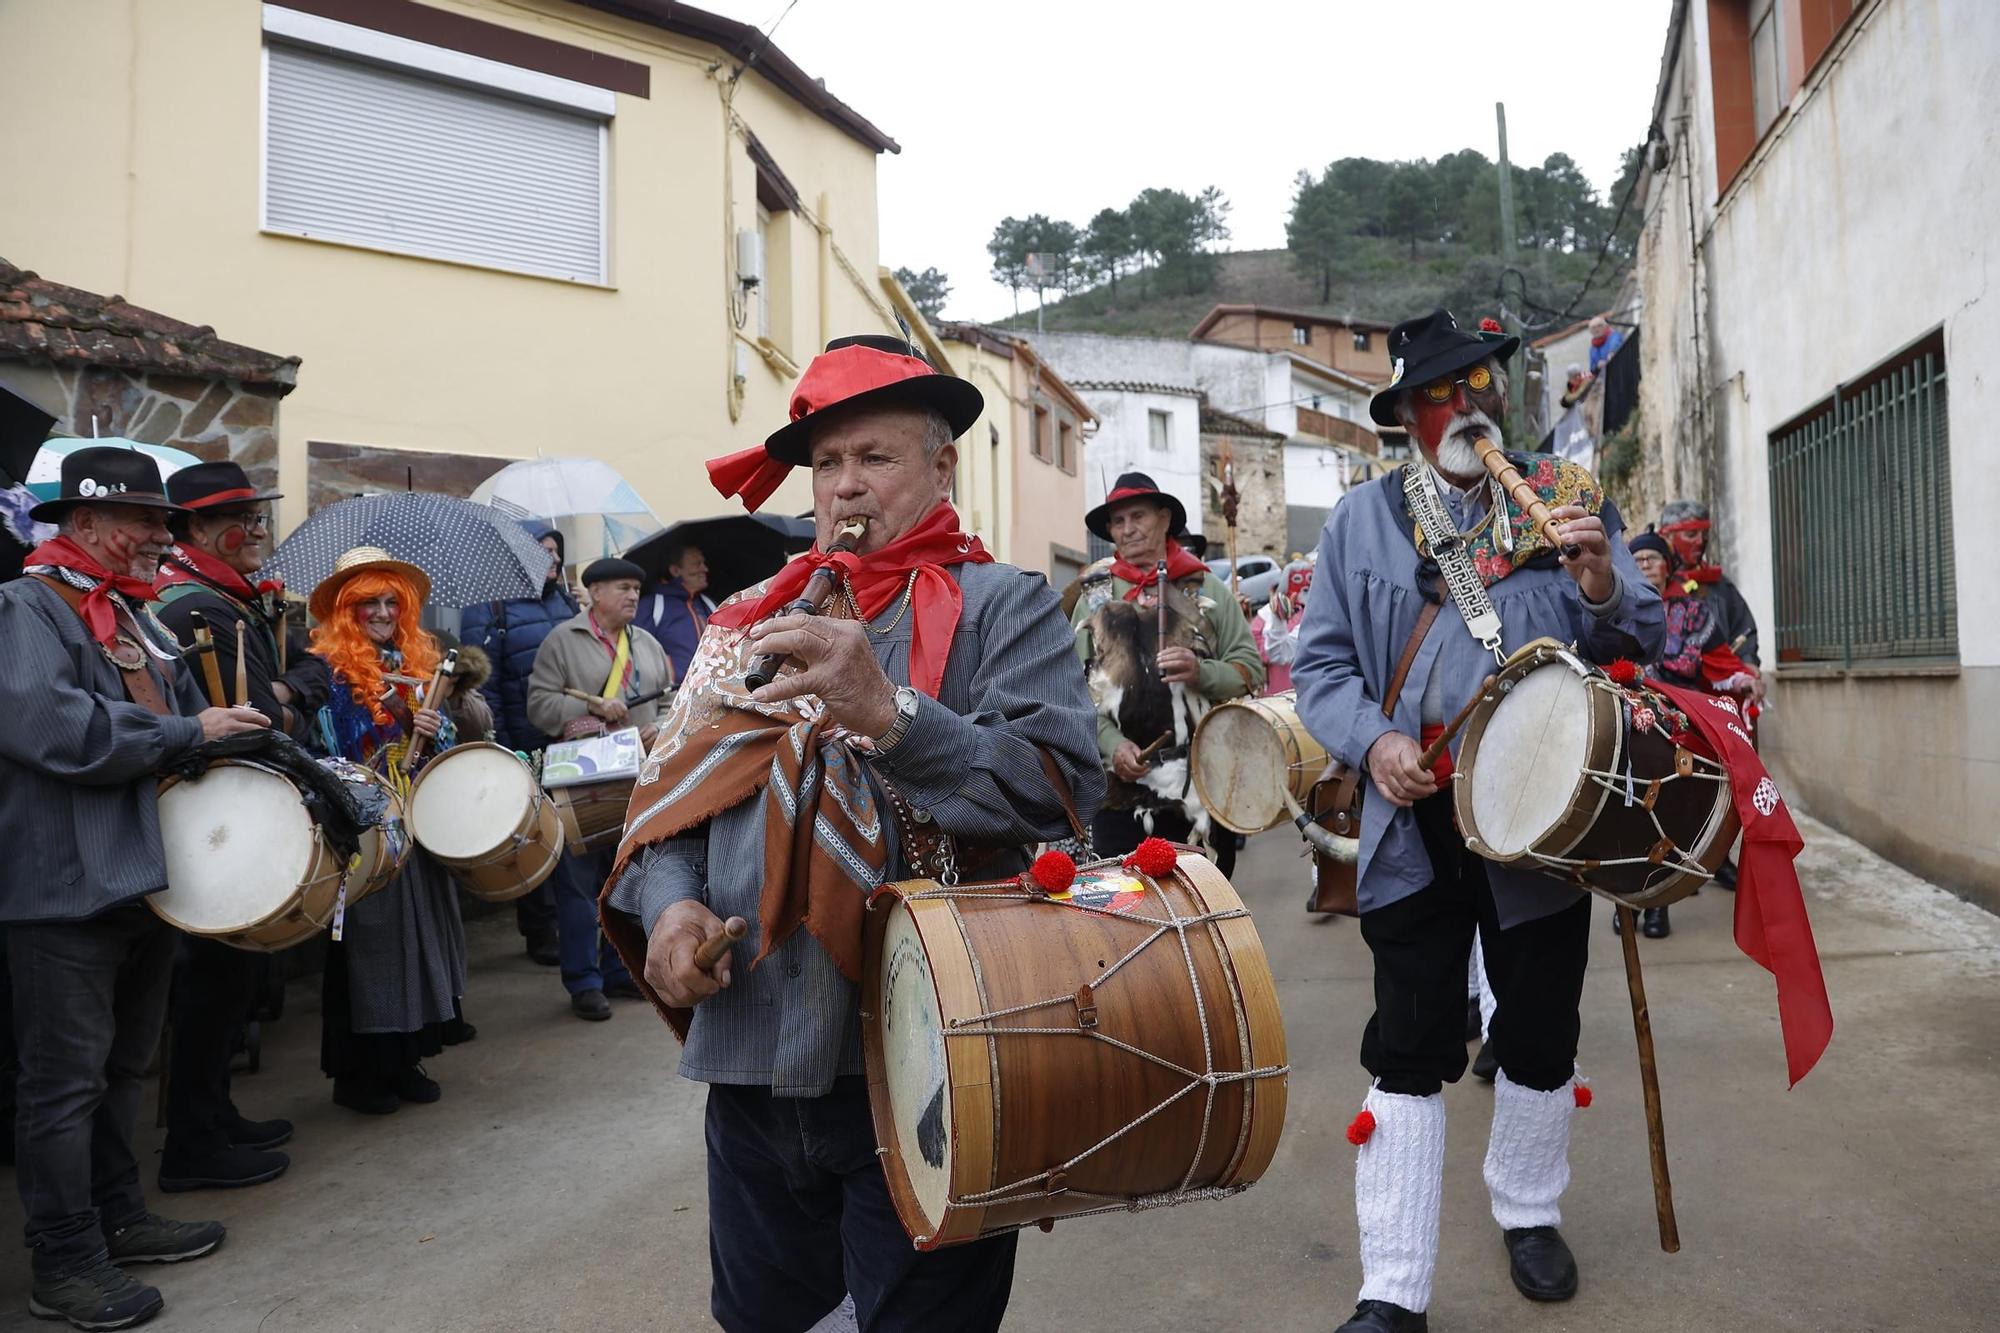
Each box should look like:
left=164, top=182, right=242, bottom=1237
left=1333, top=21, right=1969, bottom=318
left=1074, top=386, right=1205, bottom=539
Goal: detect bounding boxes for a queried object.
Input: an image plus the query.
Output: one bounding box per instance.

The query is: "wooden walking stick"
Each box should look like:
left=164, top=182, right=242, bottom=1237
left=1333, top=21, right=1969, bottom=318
left=1617, top=904, right=1681, bottom=1253
left=398, top=648, right=458, bottom=776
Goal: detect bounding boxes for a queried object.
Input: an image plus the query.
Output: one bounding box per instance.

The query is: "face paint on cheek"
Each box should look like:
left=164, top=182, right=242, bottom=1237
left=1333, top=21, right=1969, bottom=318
left=1669, top=533, right=1704, bottom=566
left=220, top=528, right=247, bottom=554
left=101, top=529, right=137, bottom=568
left=1413, top=397, right=1457, bottom=450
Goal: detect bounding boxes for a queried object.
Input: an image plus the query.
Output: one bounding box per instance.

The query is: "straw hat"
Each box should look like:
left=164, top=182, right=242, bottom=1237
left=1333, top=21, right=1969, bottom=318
left=309, top=546, right=432, bottom=621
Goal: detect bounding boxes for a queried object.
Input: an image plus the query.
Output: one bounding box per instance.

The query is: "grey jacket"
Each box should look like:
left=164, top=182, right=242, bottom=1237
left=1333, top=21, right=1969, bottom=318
left=526, top=610, right=673, bottom=740
left=0, top=577, right=208, bottom=923
left=607, top=560, right=1104, bottom=1097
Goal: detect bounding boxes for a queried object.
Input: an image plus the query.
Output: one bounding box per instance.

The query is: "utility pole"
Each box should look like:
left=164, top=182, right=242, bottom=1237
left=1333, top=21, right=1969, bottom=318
left=1495, top=101, right=1526, bottom=437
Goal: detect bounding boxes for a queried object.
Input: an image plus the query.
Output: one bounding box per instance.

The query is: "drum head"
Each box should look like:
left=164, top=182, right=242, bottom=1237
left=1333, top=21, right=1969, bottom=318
left=1194, top=702, right=1294, bottom=833
left=156, top=764, right=318, bottom=932
left=409, top=745, right=535, bottom=859
left=878, top=906, right=953, bottom=1230
left=1464, top=665, right=1594, bottom=857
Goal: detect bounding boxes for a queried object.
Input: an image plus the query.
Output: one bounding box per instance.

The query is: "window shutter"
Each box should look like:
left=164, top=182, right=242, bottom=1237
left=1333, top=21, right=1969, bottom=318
left=265, top=42, right=605, bottom=283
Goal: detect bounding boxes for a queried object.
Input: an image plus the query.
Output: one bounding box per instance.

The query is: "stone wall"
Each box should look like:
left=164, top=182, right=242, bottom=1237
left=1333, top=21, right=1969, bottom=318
left=0, top=360, right=281, bottom=485
left=1200, top=430, right=1287, bottom=561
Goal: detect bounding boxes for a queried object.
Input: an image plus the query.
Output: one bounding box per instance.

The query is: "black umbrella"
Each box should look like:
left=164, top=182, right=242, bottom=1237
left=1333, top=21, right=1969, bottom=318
left=624, top=513, right=816, bottom=602
left=0, top=387, right=55, bottom=488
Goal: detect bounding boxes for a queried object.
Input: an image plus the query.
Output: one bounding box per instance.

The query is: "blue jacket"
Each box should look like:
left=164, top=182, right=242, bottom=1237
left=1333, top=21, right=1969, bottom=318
left=459, top=530, right=579, bottom=749
left=630, top=577, right=715, bottom=682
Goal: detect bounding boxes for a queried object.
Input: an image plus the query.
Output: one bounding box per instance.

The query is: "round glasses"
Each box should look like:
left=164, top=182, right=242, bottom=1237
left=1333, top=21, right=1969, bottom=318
left=1419, top=365, right=1494, bottom=403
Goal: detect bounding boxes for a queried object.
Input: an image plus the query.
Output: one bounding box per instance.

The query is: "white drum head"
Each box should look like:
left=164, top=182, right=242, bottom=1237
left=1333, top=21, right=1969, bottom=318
left=156, top=765, right=317, bottom=932
left=409, top=745, right=535, bottom=860
left=1195, top=704, right=1292, bottom=832
left=1465, top=666, right=1593, bottom=856
left=879, top=906, right=952, bottom=1227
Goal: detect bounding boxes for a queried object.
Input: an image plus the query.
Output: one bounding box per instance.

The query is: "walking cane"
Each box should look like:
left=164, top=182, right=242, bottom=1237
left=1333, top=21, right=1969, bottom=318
left=1616, top=904, right=1681, bottom=1252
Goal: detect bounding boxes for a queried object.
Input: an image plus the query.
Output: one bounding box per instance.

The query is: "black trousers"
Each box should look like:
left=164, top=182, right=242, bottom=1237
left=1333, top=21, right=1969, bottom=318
left=1090, top=806, right=1241, bottom=879
left=1359, top=794, right=1591, bottom=1096
left=705, top=1078, right=1017, bottom=1333
left=163, top=936, right=262, bottom=1154
left=7, top=906, right=176, bottom=1277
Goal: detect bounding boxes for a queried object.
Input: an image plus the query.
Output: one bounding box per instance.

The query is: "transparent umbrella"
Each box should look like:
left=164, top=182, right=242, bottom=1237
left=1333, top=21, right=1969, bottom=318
left=470, top=457, right=660, bottom=560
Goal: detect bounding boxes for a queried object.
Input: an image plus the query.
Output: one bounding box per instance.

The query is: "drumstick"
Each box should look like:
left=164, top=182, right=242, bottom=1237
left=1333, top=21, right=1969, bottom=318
left=399, top=648, right=459, bottom=776
left=1473, top=437, right=1582, bottom=559
left=694, top=916, right=748, bottom=972
left=744, top=516, right=869, bottom=690
left=1616, top=905, right=1681, bottom=1253
left=563, top=686, right=669, bottom=709
left=276, top=603, right=288, bottom=672
left=190, top=624, right=228, bottom=708
left=233, top=620, right=249, bottom=708
left=1417, top=675, right=1496, bottom=770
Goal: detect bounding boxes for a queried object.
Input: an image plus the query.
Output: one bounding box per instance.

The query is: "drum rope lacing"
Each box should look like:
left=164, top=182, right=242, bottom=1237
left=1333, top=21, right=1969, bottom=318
left=900, top=862, right=1289, bottom=1222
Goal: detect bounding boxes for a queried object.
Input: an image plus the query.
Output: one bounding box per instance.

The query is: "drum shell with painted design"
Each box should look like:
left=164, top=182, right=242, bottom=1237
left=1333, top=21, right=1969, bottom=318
left=1191, top=692, right=1330, bottom=834
left=406, top=742, right=562, bottom=902
left=862, top=851, right=1288, bottom=1249
left=551, top=776, right=635, bottom=857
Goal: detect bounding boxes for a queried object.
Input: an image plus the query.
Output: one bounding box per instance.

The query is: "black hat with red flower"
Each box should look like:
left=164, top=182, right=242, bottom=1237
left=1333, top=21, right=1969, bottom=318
left=1368, top=308, right=1521, bottom=428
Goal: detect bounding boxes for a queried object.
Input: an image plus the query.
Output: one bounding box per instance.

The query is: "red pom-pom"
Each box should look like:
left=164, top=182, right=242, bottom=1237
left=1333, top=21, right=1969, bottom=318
left=1028, top=850, right=1077, bottom=894
left=1346, top=1110, right=1377, bottom=1146
left=1573, top=1083, right=1593, bottom=1108
left=1123, top=837, right=1179, bottom=878
left=1606, top=659, right=1640, bottom=685
left=1480, top=316, right=1505, bottom=333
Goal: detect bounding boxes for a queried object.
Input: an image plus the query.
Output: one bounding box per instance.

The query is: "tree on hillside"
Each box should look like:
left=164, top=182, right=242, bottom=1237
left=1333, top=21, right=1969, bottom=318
left=1128, top=186, right=1231, bottom=296
left=1327, top=157, right=1394, bottom=238
left=1286, top=169, right=1353, bottom=303
left=1382, top=161, right=1436, bottom=258
left=893, top=266, right=952, bottom=321
left=1028, top=216, right=1082, bottom=301
left=1082, top=207, right=1136, bottom=298
left=988, top=217, right=1031, bottom=315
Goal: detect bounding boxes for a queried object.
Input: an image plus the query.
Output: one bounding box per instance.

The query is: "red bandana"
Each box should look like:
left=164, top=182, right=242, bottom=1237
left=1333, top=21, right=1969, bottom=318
left=156, top=543, right=282, bottom=603
left=27, top=536, right=161, bottom=651
left=710, top=502, right=990, bottom=699
left=1110, top=539, right=1208, bottom=602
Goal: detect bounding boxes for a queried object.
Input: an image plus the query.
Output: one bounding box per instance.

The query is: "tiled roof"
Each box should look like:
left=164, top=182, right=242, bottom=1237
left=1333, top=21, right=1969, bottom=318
left=1199, top=403, right=1282, bottom=438
left=0, top=259, right=299, bottom=389
left=1066, top=379, right=1204, bottom=398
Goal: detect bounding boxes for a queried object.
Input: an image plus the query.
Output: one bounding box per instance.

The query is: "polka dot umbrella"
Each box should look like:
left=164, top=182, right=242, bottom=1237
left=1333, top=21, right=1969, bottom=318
left=265, top=491, right=549, bottom=609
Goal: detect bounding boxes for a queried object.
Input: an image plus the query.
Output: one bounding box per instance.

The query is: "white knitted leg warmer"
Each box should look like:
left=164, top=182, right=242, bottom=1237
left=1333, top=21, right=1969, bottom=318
left=1484, top=1070, right=1574, bottom=1230
left=1353, top=1086, right=1447, bottom=1313
left=1471, top=928, right=1497, bottom=1040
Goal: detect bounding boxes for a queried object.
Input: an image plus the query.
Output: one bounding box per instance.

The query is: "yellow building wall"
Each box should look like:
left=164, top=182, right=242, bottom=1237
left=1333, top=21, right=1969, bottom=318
left=939, top=338, right=1087, bottom=580
left=0, top=0, right=904, bottom=532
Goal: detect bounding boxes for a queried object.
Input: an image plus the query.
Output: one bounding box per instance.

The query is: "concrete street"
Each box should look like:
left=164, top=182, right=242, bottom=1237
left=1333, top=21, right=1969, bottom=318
left=3, top=814, right=1996, bottom=1333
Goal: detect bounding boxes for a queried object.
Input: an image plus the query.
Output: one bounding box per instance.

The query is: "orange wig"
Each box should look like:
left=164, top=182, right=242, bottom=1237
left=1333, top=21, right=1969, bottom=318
left=309, top=569, right=441, bottom=723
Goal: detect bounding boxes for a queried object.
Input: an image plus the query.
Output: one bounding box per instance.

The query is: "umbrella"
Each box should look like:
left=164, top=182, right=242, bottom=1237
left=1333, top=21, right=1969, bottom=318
left=265, top=491, right=551, bottom=608
left=0, top=387, right=55, bottom=487
left=624, top=512, right=816, bottom=602
left=470, top=457, right=660, bottom=560
left=26, top=436, right=203, bottom=500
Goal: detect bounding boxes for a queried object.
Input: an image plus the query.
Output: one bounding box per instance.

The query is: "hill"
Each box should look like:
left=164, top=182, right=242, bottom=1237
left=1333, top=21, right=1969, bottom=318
left=994, top=239, right=1622, bottom=341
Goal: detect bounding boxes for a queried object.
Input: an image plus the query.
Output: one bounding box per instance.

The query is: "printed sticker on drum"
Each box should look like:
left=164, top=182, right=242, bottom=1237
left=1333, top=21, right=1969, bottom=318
left=1050, top=872, right=1149, bottom=916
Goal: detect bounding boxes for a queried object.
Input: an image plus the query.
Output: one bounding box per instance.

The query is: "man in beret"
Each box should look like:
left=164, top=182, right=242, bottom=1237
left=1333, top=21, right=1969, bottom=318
left=1293, top=311, right=1662, bottom=1332
left=528, top=557, right=671, bottom=1021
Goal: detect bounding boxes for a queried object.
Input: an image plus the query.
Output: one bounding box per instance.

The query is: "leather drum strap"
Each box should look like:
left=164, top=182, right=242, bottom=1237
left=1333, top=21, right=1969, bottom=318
left=1035, top=746, right=1091, bottom=844
left=32, top=574, right=174, bottom=717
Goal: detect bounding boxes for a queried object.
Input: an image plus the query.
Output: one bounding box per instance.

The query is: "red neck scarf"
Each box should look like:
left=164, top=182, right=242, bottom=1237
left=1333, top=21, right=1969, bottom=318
left=711, top=502, right=990, bottom=698
left=156, top=543, right=281, bottom=604
left=1111, top=539, right=1208, bottom=602
left=27, top=535, right=161, bottom=651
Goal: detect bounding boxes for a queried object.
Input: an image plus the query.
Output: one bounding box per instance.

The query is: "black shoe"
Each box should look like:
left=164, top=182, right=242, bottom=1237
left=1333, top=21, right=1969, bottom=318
left=1334, top=1299, right=1428, bottom=1332
left=28, top=1257, right=163, bottom=1329
left=1610, top=907, right=1624, bottom=935
left=104, top=1213, right=225, bottom=1266
left=527, top=934, right=561, bottom=966
left=1464, top=996, right=1482, bottom=1043
left=1472, top=1038, right=1499, bottom=1083
left=1503, top=1226, right=1578, bottom=1301
left=332, top=1075, right=399, bottom=1116
left=440, top=1016, right=478, bottom=1045
left=394, top=1064, right=441, bottom=1104
left=220, top=1111, right=292, bottom=1151
left=156, top=1143, right=290, bottom=1193
left=1641, top=906, right=1671, bottom=939
left=603, top=978, right=644, bottom=1001
left=1713, top=859, right=1738, bottom=890
left=571, top=988, right=612, bottom=1021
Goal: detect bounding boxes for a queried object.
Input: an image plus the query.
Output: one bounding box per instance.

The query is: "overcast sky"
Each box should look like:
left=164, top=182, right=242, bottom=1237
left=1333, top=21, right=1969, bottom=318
left=699, top=0, right=1675, bottom=323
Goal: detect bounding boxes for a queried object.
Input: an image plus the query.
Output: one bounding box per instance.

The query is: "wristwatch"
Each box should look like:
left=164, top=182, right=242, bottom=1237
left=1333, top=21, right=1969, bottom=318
left=874, top=684, right=921, bottom=755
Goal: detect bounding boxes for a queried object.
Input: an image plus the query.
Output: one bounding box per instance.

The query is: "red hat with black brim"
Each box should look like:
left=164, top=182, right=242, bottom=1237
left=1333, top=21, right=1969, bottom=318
left=1368, top=308, right=1521, bottom=429
left=708, top=335, right=984, bottom=512
left=1085, top=471, right=1188, bottom=542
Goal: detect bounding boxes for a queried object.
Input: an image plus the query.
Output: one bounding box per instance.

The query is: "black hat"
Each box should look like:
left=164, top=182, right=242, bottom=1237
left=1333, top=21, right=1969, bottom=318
left=166, top=460, right=283, bottom=510
left=581, top=556, right=646, bottom=587
left=1368, top=309, right=1521, bottom=428
left=763, top=335, right=985, bottom=467
left=1628, top=531, right=1672, bottom=561
left=1085, top=472, right=1188, bottom=542
left=29, top=443, right=186, bottom=522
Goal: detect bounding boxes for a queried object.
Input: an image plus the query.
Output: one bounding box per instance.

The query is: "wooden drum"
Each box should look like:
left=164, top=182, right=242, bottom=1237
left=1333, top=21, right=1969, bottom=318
left=550, top=776, right=635, bottom=857
left=1191, top=692, right=1329, bottom=834
left=406, top=742, right=562, bottom=901
left=1454, top=642, right=1740, bottom=909
left=863, top=848, right=1289, bottom=1249
left=153, top=759, right=349, bottom=952
left=318, top=757, right=409, bottom=904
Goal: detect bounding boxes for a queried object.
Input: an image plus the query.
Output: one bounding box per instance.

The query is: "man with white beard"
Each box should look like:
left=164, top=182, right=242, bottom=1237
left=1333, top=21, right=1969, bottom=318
left=1292, top=310, right=1662, bottom=1333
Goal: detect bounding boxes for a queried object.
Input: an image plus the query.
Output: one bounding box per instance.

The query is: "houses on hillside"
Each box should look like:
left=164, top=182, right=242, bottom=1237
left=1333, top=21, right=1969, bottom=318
left=1631, top=0, right=1994, bottom=906
left=0, top=0, right=915, bottom=528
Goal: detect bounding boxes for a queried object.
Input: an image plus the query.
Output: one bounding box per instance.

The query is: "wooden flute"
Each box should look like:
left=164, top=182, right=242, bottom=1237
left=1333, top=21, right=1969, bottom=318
left=1473, top=436, right=1582, bottom=560
left=742, top=516, right=869, bottom=690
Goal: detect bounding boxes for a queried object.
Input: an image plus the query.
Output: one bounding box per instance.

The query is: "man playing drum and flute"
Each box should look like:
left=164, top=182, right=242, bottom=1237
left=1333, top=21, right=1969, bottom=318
left=599, top=335, right=1102, bottom=1333
left=0, top=446, right=269, bottom=1331
left=1292, top=310, right=1663, bottom=1333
